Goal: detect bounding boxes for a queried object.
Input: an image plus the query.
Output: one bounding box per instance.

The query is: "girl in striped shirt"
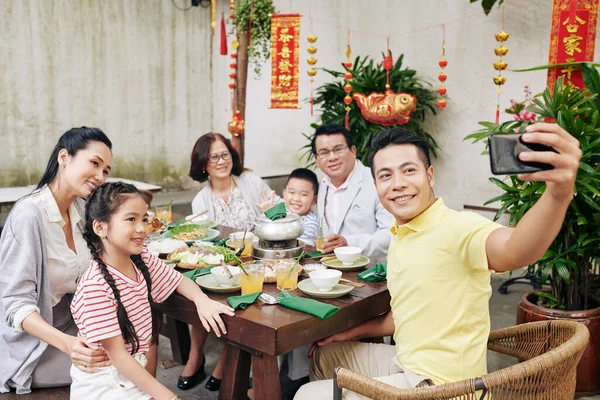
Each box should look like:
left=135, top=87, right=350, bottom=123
left=70, top=182, right=234, bottom=400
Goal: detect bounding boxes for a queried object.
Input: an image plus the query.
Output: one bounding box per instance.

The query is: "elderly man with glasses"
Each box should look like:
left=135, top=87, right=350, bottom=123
left=311, top=124, right=393, bottom=260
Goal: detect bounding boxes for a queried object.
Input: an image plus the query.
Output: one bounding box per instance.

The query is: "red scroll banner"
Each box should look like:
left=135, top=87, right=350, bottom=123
left=270, top=14, right=301, bottom=109
left=547, top=0, right=599, bottom=90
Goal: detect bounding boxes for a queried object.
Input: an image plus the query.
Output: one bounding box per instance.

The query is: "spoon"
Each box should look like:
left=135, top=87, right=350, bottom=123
left=258, top=293, right=279, bottom=305
left=220, top=261, right=233, bottom=279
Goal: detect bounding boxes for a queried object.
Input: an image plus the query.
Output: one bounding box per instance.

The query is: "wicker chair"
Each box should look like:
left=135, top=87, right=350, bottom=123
left=333, top=320, right=589, bottom=400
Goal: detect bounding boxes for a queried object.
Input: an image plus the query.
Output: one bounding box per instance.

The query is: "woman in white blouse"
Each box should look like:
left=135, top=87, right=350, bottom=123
left=178, top=133, right=280, bottom=391
left=0, top=127, right=114, bottom=393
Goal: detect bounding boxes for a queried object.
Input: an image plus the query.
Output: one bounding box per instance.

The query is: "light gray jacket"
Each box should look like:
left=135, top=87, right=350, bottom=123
left=0, top=195, right=85, bottom=393
left=317, top=161, right=394, bottom=261
left=191, top=171, right=282, bottom=221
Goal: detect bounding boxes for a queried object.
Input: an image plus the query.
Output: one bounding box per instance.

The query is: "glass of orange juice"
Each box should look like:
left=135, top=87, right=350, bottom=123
left=155, top=204, right=172, bottom=225
left=275, top=260, right=298, bottom=291
left=315, top=236, right=325, bottom=252
left=230, top=232, right=254, bottom=256
left=240, top=263, right=264, bottom=295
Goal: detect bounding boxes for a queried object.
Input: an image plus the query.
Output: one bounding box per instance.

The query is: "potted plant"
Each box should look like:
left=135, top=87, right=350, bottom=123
left=302, top=54, right=439, bottom=166
left=465, top=67, right=600, bottom=395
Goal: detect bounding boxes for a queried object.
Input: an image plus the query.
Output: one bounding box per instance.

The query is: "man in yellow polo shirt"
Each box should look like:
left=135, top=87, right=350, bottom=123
left=294, top=123, right=582, bottom=399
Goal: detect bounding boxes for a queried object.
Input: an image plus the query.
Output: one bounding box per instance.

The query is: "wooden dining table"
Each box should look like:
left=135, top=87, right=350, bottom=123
left=157, top=226, right=391, bottom=400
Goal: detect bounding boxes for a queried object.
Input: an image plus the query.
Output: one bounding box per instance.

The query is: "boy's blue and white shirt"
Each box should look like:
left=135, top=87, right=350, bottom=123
left=286, top=207, right=320, bottom=246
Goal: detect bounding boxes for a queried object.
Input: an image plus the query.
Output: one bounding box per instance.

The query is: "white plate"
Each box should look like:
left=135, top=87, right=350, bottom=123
left=322, top=255, right=370, bottom=272
left=195, top=275, right=241, bottom=293
left=297, top=279, right=353, bottom=299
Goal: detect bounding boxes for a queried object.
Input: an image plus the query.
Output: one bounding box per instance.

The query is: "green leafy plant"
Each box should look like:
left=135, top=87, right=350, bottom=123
left=302, top=54, right=439, bottom=166
left=465, top=65, right=600, bottom=311
left=233, top=0, right=276, bottom=76
left=469, top=0, right=505, bottom=15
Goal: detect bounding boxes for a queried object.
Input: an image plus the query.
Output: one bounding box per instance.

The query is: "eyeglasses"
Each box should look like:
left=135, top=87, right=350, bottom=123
left=315, top=145, right=348, bottom=160
left=208, top=152, right=231, bottom=163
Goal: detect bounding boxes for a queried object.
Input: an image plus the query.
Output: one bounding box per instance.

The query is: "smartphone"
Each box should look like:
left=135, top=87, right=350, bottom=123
left=488, top=133, right=555, bottom=175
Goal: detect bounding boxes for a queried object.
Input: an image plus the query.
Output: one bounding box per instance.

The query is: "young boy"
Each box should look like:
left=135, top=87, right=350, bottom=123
left=283, top=168, right=320, bottom=246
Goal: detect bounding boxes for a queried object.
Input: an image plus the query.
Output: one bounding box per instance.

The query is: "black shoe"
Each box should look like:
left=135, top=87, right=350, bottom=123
left=204, top=375, right=221, bottom=391
left=177, top=354, right=206, bottom=391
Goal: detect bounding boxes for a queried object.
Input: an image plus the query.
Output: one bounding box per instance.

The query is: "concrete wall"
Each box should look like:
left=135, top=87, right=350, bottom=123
left=1, top=0, right=598, bottom=214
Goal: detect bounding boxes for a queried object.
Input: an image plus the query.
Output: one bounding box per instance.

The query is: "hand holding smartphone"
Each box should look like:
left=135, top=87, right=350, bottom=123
left=488, top=133, right=555, bottom=175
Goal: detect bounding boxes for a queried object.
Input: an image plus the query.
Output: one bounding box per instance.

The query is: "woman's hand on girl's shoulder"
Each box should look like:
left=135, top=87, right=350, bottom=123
left=67, top=335, right=110, bottom=373
left=195, top=298, right=235, bottom=338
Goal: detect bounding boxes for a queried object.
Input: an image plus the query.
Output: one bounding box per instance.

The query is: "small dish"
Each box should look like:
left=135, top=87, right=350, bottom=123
left=302, top=263, right=327, bottom=274
left=322, top=255, right=370, bottom=272
left=297, top=280, right=353, bottom=299
left=195, top=275, right=241, bottom=293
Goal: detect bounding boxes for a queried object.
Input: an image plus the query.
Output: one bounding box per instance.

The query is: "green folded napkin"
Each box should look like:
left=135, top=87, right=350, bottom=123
left=275, top=293, right=339, bottom=319
left=182, top=266, right=214, bottom=280
left=213, top=238, right=228, bottom=247
left=227, top=292, right=261, bottom=310
left=264, top=202, right=286, bottom=221
left=358, top=263, right=387, bottom=282
left=306, top=251, right=323, bottom=259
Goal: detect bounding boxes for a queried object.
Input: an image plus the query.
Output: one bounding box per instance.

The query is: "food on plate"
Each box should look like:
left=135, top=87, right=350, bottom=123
left=172, top=228, right=208, bottom=241
left=148, top=216, right=163, bottom=233
left=146, top=238, right=187, bottom=256
left=168, top=245, right=240, bottom=269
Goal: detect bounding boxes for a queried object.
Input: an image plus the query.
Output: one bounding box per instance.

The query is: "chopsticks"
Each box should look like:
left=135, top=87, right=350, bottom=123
left=173, top=210, right=208, bottom=227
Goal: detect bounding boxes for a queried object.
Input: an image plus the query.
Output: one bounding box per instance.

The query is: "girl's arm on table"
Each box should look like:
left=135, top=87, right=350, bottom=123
left=175, top=276, right=235, bottom=337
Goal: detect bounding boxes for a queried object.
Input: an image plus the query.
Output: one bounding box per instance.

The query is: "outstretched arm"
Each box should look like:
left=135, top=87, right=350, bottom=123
left=308, top=311, right=394, bottom=357
left=486, top=123, right=581, bottom=272
left=176, top=276, right=235, bottom=337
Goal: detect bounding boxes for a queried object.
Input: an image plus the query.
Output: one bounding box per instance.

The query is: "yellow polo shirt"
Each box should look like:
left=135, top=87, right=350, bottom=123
left=387, top=198, right=502, bottom=384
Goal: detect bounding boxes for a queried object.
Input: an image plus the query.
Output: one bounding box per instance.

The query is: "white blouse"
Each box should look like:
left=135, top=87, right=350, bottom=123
left=38, top=187, right=91, bottom=306
left=13, top=186, right=90, bottom=332
left=211, top=188, right=255, bottom=231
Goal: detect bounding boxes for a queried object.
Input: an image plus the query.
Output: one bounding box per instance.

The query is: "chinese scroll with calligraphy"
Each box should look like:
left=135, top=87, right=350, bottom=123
left=270, top=14, right=301, bottom=108
left=547, top=0, right=599, bottom=90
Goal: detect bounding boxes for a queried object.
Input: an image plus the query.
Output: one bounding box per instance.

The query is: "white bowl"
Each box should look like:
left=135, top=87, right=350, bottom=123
left=210, top=266, right=241, bottom=287
left=334, top=246, right=363, bottom=266
left=309, top=269, right=342, bottom=292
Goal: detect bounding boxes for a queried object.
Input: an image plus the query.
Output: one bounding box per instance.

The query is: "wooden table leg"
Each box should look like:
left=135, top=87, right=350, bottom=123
left=162, top=316, right=190, bottom=365
left=251, top=353, right=281, bottom=400
left=219, top=343, right=251, bottom=400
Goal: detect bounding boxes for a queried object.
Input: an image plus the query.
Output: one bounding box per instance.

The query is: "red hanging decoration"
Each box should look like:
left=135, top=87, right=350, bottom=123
left=342, top=30, right=353, bottom=129
left=227, top=39, right=244, bottom=137
left=228, top=111, right=245, bottom=136
left=229, top=0, right=235, bottom=21
left=353, top=37, right=417, bottom=126
left=307, top=32, right=318, bottom=117
left=220, top=13, right=228, bottom=55
left=493, top=5, right=509, bottom=123
left=437, top=25, right=448, bottom=110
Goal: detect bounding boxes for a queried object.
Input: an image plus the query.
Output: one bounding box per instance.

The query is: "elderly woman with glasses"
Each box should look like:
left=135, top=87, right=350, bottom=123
left=178, top=133, right=281, bottom=392
left=189, top=132, right=280, bottom=231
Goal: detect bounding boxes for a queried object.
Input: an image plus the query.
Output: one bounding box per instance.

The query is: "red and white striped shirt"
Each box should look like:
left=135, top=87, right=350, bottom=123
left=71, top=248, right=182, bottom=354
